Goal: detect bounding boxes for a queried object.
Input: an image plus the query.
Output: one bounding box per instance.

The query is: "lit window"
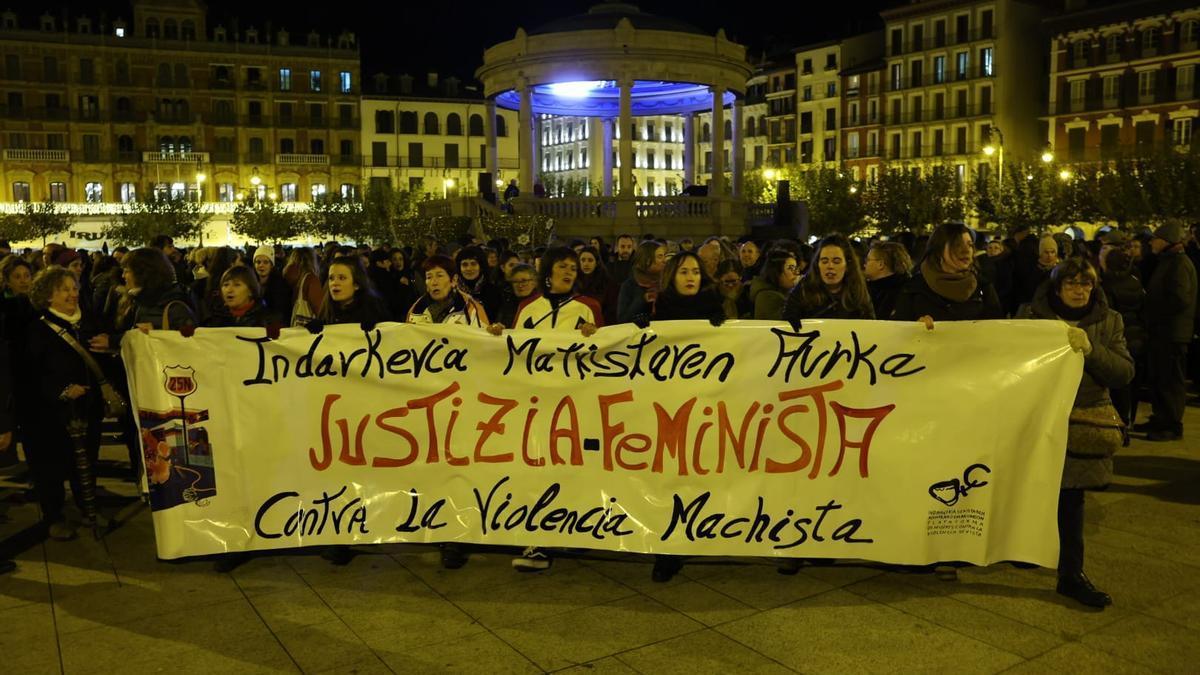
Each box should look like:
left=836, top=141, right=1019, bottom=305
left=115, top=27, right=125, bottom=37
left=1174, top=117, right=1192, bottom=146
left=12, top=181, right=30, bottom=201
left=49, top=182, right=67, bottom=202
left=339, top=71, right=352, bottom=93
left=279, top=68, right=291, bottom=91
left=281, top=183, right=298, bottom=202
left=85, top=182, right=103, bottom=203
left=218, top=183, right=235, bottom=202
left=311, top=183, right=327, bottom=200
left=310, top=70, right=321, bottom=92
left=120, top=182, right=137, bottom=203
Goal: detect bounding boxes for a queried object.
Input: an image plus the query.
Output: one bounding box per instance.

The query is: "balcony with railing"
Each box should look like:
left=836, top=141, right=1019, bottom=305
left=2, top=149, right=69, bottom=162
left=276, top=153, right=329, bottom=166
left=143, top=151, right=210, bottom=163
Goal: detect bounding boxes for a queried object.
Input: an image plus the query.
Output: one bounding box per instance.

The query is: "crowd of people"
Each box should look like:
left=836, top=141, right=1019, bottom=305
left=0, top=218, right=1195, bottom=611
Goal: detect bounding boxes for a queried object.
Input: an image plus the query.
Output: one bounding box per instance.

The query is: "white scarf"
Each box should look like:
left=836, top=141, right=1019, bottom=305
left=49, top=307, right=83, bottom=326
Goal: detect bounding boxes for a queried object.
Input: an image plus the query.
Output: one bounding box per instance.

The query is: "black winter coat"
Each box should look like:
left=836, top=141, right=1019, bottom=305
left=1102, top=271, right=1147, bottom=356
left=892, top=270, right=1003, bottom=322
left=114, top=284, right=196, bottom=344
left=203, top=300, right=277, bottom=328
left=1145, top=248, right=1198, bottom=343
left=652, top=288, right=726, bottom=323
left=867, top=274, right=908, bottom=321
left=25, top=311, right=104, bottom=432
left=324, top=293, right=392, bottom=326
left=260, top=269, right=294, bottom=325
left=782, top=286, right=875, bottom=322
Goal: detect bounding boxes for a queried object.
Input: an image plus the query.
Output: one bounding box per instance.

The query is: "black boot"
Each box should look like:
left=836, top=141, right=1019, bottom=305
left=440, top=543, right=468, bottom=570
left=651, top=555, right=683, bottom=582
left=776, top=558, right=802, bottom=575
left=1057, top=572, right=1112, bottom=609
left=320, top=546, right=355, bottom=566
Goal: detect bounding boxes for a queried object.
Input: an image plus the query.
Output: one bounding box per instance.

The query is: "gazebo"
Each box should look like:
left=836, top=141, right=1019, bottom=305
left=470, top=2, right=759, bottom=237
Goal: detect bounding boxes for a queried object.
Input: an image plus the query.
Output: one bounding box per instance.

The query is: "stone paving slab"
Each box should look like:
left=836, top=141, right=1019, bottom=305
left=0, top=406, right=1197, bottom=674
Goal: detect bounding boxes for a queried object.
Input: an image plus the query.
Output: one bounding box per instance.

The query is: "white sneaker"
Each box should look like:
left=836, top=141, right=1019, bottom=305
left=511, top=546, right=552, bottom=572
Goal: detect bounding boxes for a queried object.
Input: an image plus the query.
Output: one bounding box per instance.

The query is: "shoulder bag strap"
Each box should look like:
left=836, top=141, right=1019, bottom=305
left=40, top=317, right=109, bottom=385
left=161, top=300, right=191, bottom=330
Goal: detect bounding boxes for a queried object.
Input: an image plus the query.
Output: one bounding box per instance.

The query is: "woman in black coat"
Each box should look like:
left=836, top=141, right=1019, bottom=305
left=646, top=252, right=726, bottom=583
left=315, top=256, right=392, bottom=327
left=783, top=233, right=875, bottom=323
left=203, top=266, right=277, bottom=328
left=893, top=222, right=1004, bottom=325
left=25, top=266, right=105, bottom=540
left=88, top=248, right=196, bottom=479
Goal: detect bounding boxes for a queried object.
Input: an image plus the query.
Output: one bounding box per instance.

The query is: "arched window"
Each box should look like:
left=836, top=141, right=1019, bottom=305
left=249, top=137, right=265, bottom=158
left=446, top=113, right=462, bottom=136
left=157, top=63, right=171, bottom=87
left=145, top=18, right=159, bottom=38
left=158, top=136, right=175, bottom=153
left=702, top=123, right=711, bottom=142
left=181, top=20, right=196, bottom=40
left=174, top=63, right=188, bottom=86
left=178, top=136, right=192, bottom=153
left=724, top=119, right=732, bottom=139
left=117, top=135, right=134, bottom=152
left=280, top=138, right=295, bottom=154
left=423, top=112, right=439, bottom=135
left=399, top=111, right=417, bottom=133
left=375, top=110, right=394, bottom=133
left=468, top=113, right=484, bottom=136
left=163, top=18, right=178, bottom=40
left=746, top=116, right=756, bottom=137
left=495, top=115, right=507, bottom=137
left=758, top=118, right=767, bottom=136
left=115, top=96, right=132, bottom=115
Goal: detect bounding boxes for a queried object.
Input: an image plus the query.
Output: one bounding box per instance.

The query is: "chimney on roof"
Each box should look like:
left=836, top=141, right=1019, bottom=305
left=399, top=74, right=413, bottom=95
left=427, top=72, right=438, bottom=88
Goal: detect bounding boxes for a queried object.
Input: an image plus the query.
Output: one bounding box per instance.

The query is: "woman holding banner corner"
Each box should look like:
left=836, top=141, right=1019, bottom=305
left=1017, top=258, right=1133, bottom=609
left=487, top=246, right=602, bottom=573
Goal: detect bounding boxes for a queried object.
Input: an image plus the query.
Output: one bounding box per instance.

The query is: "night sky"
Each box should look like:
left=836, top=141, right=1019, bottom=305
left=52, top=0, right=900, bottom=79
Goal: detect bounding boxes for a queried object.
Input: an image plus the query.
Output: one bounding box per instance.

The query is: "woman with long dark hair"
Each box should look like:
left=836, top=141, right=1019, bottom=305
left=749, top=251, right=800, bottom=320
left=783, top=234, right=875, bottom=322
left=893, top=223, right=1003, bottom=325
left=617, top=240, right=667, bottom=324
left=576, top=245, right=618, bottom=324
left=192, top=247, right=242, bottom=324
left=316, top=256, right=391, bottom=326
left=455, top=246, right=503, bottom=320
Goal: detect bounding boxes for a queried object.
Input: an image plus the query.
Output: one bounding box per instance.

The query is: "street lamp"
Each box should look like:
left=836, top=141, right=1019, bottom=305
left=443, top=177, right=456, bottom=199
left=849, top=185, right=859, bottom=194
left=981, top=127, right=1005, bottom=190
left=1040, top=147, right=1054, bottom=164
left=763, top=168, right=778, bottom=181
left=1059, top=169, right=1073, bottom=181
left=195, top=170, right=206, bottom=202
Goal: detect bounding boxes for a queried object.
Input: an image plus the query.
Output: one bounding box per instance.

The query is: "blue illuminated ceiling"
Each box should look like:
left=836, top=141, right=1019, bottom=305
left=493, top=80, right=737, bottom=116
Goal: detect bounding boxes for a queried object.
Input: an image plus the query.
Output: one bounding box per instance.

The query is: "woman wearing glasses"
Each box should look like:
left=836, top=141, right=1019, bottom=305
left=1016, top=258, right=1132, bottom=610
left=494, top=263, right=539, bottom=329
left=749, top=251, right=800, bottom=320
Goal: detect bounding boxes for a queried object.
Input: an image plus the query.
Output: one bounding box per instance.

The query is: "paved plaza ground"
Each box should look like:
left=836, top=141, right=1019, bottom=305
left=0, top=406, right=1197, bottom=675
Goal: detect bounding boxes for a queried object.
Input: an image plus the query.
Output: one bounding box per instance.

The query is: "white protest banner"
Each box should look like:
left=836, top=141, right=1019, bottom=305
left=123, top=320, right=1081, bottom=565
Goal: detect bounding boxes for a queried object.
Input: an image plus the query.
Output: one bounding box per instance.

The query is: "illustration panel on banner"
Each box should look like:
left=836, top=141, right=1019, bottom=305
left=139, top=365, right=216, bottom=511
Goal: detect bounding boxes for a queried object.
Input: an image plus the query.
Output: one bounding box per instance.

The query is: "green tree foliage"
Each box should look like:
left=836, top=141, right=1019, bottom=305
left=230, top=199, right=304, bottom=244
left=0, top=201, right=75, bottom=245
left=105, top=196, right=210, bottom=246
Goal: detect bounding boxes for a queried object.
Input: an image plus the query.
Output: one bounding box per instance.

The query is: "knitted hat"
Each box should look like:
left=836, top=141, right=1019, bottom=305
left=253, top=246, right=274, bottom=263
left=1153, top=222, right=1186, bottom=245
left=1099, top=229, right=1128, bottom=245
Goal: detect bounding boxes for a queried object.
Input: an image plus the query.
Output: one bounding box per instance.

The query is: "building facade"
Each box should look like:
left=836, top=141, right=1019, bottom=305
left=361, top=74, right=520, bottom=200
left=879, top=0, right=1048, bottom=184
left=795, top=41, right=843, bottom=169
left=537, top=113, right=688, bottom=196
left=1046, top=0, right=1200, bottom=163
left=0, top=0, right=361, bottom=207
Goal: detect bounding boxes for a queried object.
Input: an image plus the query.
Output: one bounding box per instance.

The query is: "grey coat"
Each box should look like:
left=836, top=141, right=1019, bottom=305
left=1018, top=283, right=1134, bottom=489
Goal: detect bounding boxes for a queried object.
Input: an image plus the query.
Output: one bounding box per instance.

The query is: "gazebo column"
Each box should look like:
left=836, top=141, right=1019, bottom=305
left=485, top=100, right=500, bottom=186
left=731, top=98, right=744, bottom=197
left=517, top=83, right=534, bottom=194
left=618, top=76, right=634, bottom=197
left=710, top=86, right=726, bottom=196
left=601, top=118, right=615, bottom=196
left=587, top=117, right=605, bottom=195
left=682, top=113, right=694, bottom=189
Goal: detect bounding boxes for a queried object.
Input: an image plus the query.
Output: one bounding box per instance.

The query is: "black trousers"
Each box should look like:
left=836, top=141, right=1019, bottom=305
left=28, top=406, right=102, bottom=524
left=1110, top=349, right=1145, bottom=427
left=1148, top=341, right=1188, bottom=432
left=1057, top=488, right=1085, bottom=578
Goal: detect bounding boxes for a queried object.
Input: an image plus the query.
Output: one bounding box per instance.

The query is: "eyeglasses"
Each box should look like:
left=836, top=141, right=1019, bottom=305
left=784, top=265, right=799, bottom=273
left=511, top=278, right=536, bottom=286
left=1063, top=279, right=1095, bottom=290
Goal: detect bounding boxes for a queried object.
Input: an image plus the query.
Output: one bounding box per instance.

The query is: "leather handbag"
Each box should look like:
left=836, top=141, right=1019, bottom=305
left=1067, top=402, right=1125, bottom=458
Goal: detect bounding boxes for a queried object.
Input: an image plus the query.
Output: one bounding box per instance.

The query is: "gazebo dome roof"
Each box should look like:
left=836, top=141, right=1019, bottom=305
left=527, top=2, right=708, bottom=37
